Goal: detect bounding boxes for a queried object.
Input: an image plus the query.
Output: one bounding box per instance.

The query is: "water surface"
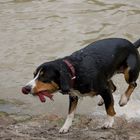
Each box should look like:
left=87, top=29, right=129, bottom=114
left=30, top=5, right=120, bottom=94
left=0, top=0, right=140, bottom=118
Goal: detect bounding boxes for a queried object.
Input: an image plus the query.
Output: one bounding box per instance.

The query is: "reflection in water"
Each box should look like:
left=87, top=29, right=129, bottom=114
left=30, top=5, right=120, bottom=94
left=0, top=0, right=140, bottom=118
left=14, top=0, right=33, bottom=3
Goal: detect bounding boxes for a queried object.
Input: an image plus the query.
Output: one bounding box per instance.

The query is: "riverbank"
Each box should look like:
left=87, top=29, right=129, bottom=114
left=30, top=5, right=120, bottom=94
left=0, top=112, right=140, bottom=140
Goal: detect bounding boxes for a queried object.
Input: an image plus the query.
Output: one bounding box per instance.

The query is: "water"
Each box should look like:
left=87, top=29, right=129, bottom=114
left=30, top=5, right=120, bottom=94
left=0, top=0, right=140, bottom=119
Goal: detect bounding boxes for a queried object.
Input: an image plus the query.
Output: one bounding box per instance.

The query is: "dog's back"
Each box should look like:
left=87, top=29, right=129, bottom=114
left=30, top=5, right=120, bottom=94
left=71, top=38, right=140, bottom=80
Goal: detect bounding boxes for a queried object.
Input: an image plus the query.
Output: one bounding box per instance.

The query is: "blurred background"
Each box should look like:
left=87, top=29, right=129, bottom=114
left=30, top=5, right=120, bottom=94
left=0, top=0, right=140, bottom=119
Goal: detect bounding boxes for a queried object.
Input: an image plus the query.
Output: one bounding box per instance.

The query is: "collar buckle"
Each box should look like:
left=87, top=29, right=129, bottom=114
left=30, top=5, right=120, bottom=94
left=72, top=76, right=76, bottom=80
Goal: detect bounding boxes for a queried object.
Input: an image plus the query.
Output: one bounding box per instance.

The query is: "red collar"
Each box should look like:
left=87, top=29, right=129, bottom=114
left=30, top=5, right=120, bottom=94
left=63, top=59, right=76, bottom=86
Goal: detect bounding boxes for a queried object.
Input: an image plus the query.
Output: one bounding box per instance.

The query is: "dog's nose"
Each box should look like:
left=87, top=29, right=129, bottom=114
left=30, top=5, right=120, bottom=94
left=22, top=85, right=31, bottom=94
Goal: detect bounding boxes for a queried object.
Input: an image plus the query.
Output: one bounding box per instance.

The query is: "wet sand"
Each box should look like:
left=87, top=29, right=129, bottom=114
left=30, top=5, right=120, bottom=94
left=0, top=0, right=140, bottom=139
left=0, top=113, right=140, bottom=140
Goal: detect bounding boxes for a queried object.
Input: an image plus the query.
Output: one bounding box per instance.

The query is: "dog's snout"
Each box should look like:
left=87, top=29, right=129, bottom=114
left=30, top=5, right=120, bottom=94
left=22, top=85, right=31, bottom=94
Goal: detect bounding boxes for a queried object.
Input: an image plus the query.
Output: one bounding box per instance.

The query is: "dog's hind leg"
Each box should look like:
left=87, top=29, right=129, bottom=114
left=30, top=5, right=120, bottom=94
left=119, top=67, right=138, bottom=106
left=119, top=54, right=140, bottom=106
left=98, top=80, right=116, bottom=106
left=119, top=82, right=137, bottom=106
left=59, top=95, right=78, bottom=133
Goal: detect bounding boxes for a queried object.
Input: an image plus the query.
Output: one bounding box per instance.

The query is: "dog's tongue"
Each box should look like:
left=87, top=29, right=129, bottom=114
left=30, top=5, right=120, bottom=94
left=38, top=93, right=46, bottom=102
left=37, top=91, right=54, bottom=103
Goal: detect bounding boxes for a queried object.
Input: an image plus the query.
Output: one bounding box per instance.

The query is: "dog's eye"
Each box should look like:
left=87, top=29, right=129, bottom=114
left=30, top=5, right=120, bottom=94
left=40, top=71, right=44, bottom=76
left=42, top=79, right=51, bottom=83
left=38, top=75, right=51, bottom=83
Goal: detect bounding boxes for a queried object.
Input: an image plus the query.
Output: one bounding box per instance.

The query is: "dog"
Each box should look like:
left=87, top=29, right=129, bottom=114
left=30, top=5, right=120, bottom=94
left=22, top=38, right=140, bottom=133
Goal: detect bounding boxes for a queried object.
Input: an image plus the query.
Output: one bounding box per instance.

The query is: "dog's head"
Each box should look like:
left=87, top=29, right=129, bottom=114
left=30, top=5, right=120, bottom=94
left=22, top=61, right=71, bottom=102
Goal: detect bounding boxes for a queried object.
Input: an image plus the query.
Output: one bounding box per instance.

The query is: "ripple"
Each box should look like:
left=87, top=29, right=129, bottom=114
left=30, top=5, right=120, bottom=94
left=0, top=0, right=140, bottom=116
left=13, top=0, right=33, bottom=3
left=80, top=32, right=115, bottom=46
left=123, top=33, right=134, bottom=40
left=88, top=0, right=109, bottom=6
left=84, top=23, right=115, bottom=35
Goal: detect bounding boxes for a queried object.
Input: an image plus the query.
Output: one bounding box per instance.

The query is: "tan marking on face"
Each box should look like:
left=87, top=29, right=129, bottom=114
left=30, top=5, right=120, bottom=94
left=106, top=104, right=116, bottom=116
left=33, top=80, right=59, bottom=94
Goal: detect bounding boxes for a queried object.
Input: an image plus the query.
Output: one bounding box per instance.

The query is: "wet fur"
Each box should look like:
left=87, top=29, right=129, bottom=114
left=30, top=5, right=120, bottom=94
left=35, top=38, right=140, bottom=95
left=24, top=38, right=140, bottom=133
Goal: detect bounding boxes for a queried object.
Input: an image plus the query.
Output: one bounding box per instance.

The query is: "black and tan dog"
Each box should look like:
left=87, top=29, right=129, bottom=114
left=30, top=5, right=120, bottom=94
left=22, top=38, right=140, bottom=133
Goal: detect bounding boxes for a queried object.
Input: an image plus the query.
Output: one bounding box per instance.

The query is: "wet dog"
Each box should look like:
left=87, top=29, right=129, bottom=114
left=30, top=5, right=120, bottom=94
left=22, top=38, right=140, bottom=133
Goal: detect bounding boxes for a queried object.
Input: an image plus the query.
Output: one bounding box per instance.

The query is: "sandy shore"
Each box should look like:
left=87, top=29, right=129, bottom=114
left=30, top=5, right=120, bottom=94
left=0, top=113, right=140, bottom=140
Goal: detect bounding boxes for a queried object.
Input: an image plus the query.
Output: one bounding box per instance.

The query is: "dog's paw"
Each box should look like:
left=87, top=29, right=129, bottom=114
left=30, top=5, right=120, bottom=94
left=98, top=98, right=104, bottom=106
left=119, top=94, right=129, bottom=107
left=102, top=121, right=113, bottom=129
left=102, top=116, right=114, bottom=129
left=59, top=127, right=69, bottom=134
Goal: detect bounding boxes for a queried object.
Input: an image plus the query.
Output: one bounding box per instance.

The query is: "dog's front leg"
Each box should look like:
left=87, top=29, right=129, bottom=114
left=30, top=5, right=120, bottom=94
left=100, top=88, right=116, bottom=128
left=59, top=95, right=78, bottom=134
left=98, top=80, right=116, bottom=106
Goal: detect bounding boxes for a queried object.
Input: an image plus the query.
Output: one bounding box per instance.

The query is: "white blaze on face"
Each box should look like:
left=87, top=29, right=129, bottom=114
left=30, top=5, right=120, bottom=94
left=26, top=71, right=40, bottom=89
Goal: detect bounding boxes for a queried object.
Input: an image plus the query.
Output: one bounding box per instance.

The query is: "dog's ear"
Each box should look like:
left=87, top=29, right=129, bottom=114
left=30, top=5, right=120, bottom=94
left=59, top=64, right=71, bottom=94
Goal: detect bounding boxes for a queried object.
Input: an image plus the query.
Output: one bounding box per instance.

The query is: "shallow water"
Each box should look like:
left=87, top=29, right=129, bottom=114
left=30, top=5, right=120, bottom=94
left=0, top=0, right=140, bottom=118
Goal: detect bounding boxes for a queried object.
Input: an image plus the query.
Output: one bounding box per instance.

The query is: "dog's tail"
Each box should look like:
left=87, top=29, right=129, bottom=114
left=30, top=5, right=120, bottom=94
left=134, top=39, right=140, bottom=49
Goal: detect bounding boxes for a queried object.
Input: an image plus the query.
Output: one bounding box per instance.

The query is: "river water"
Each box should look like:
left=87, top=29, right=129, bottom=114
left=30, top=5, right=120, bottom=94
left=0, top=0, right=140, bottom=119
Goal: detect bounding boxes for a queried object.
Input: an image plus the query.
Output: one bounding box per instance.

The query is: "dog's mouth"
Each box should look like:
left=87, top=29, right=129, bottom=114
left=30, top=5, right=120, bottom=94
left=37, top=90, right=54, bottom=102
left=22, top=86, right=54, bottom=103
